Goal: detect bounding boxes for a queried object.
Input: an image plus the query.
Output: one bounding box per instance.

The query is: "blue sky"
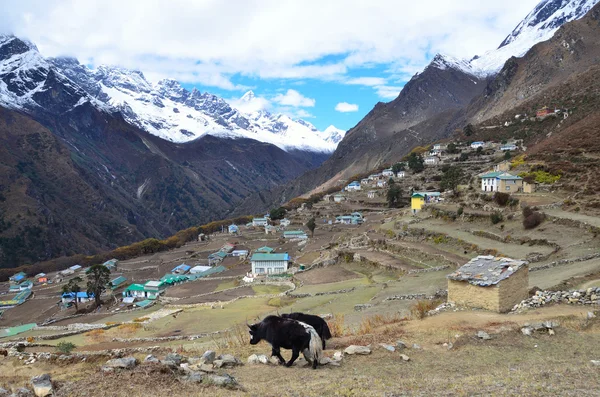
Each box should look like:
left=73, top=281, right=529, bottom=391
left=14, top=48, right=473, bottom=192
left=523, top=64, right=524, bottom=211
left=1, top=0, right=541, bottom=131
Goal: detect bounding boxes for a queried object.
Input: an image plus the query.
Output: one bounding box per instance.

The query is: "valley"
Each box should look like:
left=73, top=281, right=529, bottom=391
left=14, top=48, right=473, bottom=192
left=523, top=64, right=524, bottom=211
left=1, top=0, right=600, bottom=395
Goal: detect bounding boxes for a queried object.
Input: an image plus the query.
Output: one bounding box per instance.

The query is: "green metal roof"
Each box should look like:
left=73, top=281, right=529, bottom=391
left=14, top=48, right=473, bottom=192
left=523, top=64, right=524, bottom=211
left=135, top=299, right=154, bottom=308
left=110, top=276, right=127, bottom=287
left=256, top=246, right=274, bottom=253
left=479, top=171, right=503, bottom=179
left=251, top=253, right=290, bottom=262
left=161, top=274, right=189, bottom=284
left=498, top=174, right=522, bottom=180
left=124, top=283, right=145, bottom=292
left=283, top=230, right=306, bottom=235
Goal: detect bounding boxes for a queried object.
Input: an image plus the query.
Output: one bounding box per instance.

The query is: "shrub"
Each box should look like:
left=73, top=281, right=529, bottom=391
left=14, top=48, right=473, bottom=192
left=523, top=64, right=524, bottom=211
left=523, top=210, right=545, bottom=229
left=457, top=207, right=464, bottom=216
left=327, top=314, right=346, bottom=338
left=56, top=342, right=76, bottom=354
left=493, top=192, right=510, bottom=206
left=490, top=212, right=504, bottom=225
left=410, top=300, right=441, bottom=320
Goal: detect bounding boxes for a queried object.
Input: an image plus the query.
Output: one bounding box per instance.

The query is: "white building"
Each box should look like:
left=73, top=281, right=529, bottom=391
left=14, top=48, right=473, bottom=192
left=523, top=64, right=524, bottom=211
left=334, top=194, right=346, bottom=203
left=279, top=218, right=291, bottom=227
left=250, top=253, right=290, bottom=275
left=346, top=181, right=361, bottom=191
left=382, top=168, right=394, bottom=177
left=377, top=180, right=387, bottom=188
left=471, top=141, right=485, bottom=149
left=396, top=171, right=405, bottom=178
left=190, top=265, right=212, bottom=274
left=367, top=191, right=376, bottom=199
left=425, top=156, right=440, bottom=165
left=252, top=217, right=269, bottom=227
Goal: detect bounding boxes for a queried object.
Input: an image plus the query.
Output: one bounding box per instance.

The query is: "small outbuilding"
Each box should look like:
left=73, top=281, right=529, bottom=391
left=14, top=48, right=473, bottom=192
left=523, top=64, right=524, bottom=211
left=446, top=255, right=529, bottom=313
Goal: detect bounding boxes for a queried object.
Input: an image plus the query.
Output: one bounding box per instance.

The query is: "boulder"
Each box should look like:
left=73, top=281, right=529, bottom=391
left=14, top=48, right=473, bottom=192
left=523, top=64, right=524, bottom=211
left=0, top=388, right=9, bottom=397
left=214, top=354, right=242, bottom=368
left=206, top=374, right=238, bottom=388
left=521, top=327, right=533, bottom=336
left=477, top=331, right=491, bottom=340
left=344, top=345, right=371, bottom=355
left=548, top=329, right=555, bottom=336
left=379, top=344, right=395, bottom=352
left=400, top=354, right=410, bottom=362
left=587, top=312, right=597, bottom=320
left=591, top=360, right=600, bottom=367
left=165, top=353, right=184, bottom=365
left=332, top=351, right=343, bottom=361
left=104, top=356, right=137, bottom=369
left=31, top=374, right=53, bottom=397
left=412, top=344, right=421, bottom=350
left=184, top=372, right=205, bottom=384
left=395, top=340, right=407, bottom=350
left=201, top=350, right=216, bottom=364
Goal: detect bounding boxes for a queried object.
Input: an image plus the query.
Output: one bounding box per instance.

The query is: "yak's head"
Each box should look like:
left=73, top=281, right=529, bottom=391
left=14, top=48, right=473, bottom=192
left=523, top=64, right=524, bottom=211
left=247, top=323, right=261, bottom=345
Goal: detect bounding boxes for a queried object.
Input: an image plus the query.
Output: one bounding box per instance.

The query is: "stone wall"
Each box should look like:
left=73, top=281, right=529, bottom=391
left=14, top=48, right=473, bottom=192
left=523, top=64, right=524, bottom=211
left=448, top=280, right=500, bottom=312
left=497, top=266, right=529, bottom=313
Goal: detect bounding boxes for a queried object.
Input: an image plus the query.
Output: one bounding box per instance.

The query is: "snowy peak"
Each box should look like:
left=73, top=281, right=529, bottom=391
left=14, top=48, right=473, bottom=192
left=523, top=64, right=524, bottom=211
left=322, top=125, right=346, bottom=145
left=499, top=0, right=599, bottom=48
left=429, top=54, right=482, bottom=77
left=240, top=90, right=256, bottom=102
left=470, top=0, right=599, bottom=75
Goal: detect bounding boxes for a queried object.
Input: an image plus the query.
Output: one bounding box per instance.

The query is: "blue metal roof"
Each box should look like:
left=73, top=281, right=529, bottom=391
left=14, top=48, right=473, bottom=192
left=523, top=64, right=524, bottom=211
left=251, top=253, right=290, bottom=261
left=62, top=292, right=94, bottom=299
left=172, top=264, right=191, bottom=272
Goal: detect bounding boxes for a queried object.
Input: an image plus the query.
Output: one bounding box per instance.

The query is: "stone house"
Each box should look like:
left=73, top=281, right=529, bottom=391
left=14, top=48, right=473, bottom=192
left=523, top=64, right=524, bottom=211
left=447, top=255, right=529, bottom=313
left=479, top=172, right=523, bottom=193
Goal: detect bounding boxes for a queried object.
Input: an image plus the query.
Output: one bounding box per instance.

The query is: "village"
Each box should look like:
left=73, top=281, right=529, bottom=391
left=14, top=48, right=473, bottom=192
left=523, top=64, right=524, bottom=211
left=0, top=124, right=599, bottom=394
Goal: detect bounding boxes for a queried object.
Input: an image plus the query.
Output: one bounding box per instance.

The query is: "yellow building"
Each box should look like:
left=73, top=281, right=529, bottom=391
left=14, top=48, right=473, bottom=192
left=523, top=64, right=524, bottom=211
left=447, top=256, right=529, bottom=313
left=411, top=192, right=441, bottom=214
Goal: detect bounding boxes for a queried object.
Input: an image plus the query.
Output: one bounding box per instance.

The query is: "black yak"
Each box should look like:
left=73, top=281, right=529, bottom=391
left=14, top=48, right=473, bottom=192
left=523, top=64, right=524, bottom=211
left=248, top=315, right=322, bottom=369
left=281, top=312, right=332, bottom=349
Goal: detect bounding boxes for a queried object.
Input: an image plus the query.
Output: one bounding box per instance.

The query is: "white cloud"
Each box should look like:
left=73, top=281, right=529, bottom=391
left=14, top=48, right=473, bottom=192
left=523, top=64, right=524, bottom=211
left=273, top=89, right=315, bottom=107
left=0, top=0, right=540, bottom=90
left=335, top=102, right=359, bottom=113
left=345, top=77, right=388, bottom=86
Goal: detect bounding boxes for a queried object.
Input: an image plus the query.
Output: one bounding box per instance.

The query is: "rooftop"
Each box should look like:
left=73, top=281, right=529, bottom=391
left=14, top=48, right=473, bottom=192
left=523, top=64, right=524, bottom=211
left=251, top=253, right=290, bottom=262
left=412, top=191, right=441, bottom=197
left=255, top=246, right=274, bottom=253
left=447, top=255, right=528, bottom=287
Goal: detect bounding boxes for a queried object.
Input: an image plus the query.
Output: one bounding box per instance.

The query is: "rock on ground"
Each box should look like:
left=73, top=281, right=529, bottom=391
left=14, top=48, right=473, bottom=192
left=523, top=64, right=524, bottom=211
left=214, top=354, right=242, bottom=368
left=165, top=353, right=184, bottom=365
left=333, top=351, right=343, bottom=361
left=14, top=388, right=33, bottom=397
left=477, top=331, right=491, bottom=340
left=144, top=354, right=159, bottom=363
left=202, top=350, right=216, bottom=364
left=0, top=388, right=9, bottom=397
left=379, top=344, right=395, bottom=352
left=31, top=374, right=53, bottom=397
left=247, top=354, right=269, bottom=365
left=400, top=354, right=410, bottom=362
left=207, top=374, right=238, bottom=387
left=396, top=341, right=407, bottom=350
left=104, top=357, right=137, bottom=369
left=344, top=345, right=371, bottom=355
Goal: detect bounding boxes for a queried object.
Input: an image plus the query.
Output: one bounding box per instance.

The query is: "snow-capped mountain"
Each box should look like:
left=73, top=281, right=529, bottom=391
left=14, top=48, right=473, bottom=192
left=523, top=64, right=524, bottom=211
left=470, top=0, right=599, bottom=74
left=0, top=35, right=343, bottom=154
left=424, top=0, right=600, bottom=78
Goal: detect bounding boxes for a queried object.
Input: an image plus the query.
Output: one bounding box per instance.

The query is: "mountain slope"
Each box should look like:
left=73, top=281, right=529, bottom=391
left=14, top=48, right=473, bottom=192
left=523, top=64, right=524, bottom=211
left=470, top=1, right=600, bottom=122
left=47, top=57, right=340, bottom=153
left=0, top=35, right=333, bottom=268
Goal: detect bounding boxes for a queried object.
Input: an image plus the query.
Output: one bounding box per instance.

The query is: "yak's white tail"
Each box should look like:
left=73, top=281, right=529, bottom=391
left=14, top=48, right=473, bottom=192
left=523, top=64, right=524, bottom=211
left=299, top=321, right=322, bottom=364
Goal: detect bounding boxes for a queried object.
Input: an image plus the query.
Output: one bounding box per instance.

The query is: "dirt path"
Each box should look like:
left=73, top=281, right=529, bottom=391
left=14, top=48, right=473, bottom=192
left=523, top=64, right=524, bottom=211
left=545, top=208, right=600, bottom=228
left=388, top=240, right=468, bottom=265
left=353, top=250, right=420, bottom=271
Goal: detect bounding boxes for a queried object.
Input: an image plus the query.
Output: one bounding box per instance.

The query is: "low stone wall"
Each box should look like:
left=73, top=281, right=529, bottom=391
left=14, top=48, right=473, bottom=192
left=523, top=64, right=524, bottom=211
left=530, top=253, right=600, bottom=272
left=512, top=287, right=600, bottom=312
left=407, top=265, right=451, bottom=274
left=288, top=287, right=355, bottom=298
left=383, top=290, right=447, bottom=302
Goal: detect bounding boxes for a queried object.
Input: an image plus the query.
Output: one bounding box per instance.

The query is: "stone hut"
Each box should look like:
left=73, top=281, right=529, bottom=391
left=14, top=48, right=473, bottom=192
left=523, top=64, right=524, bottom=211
left=447, top=255, right=529, bottom=313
